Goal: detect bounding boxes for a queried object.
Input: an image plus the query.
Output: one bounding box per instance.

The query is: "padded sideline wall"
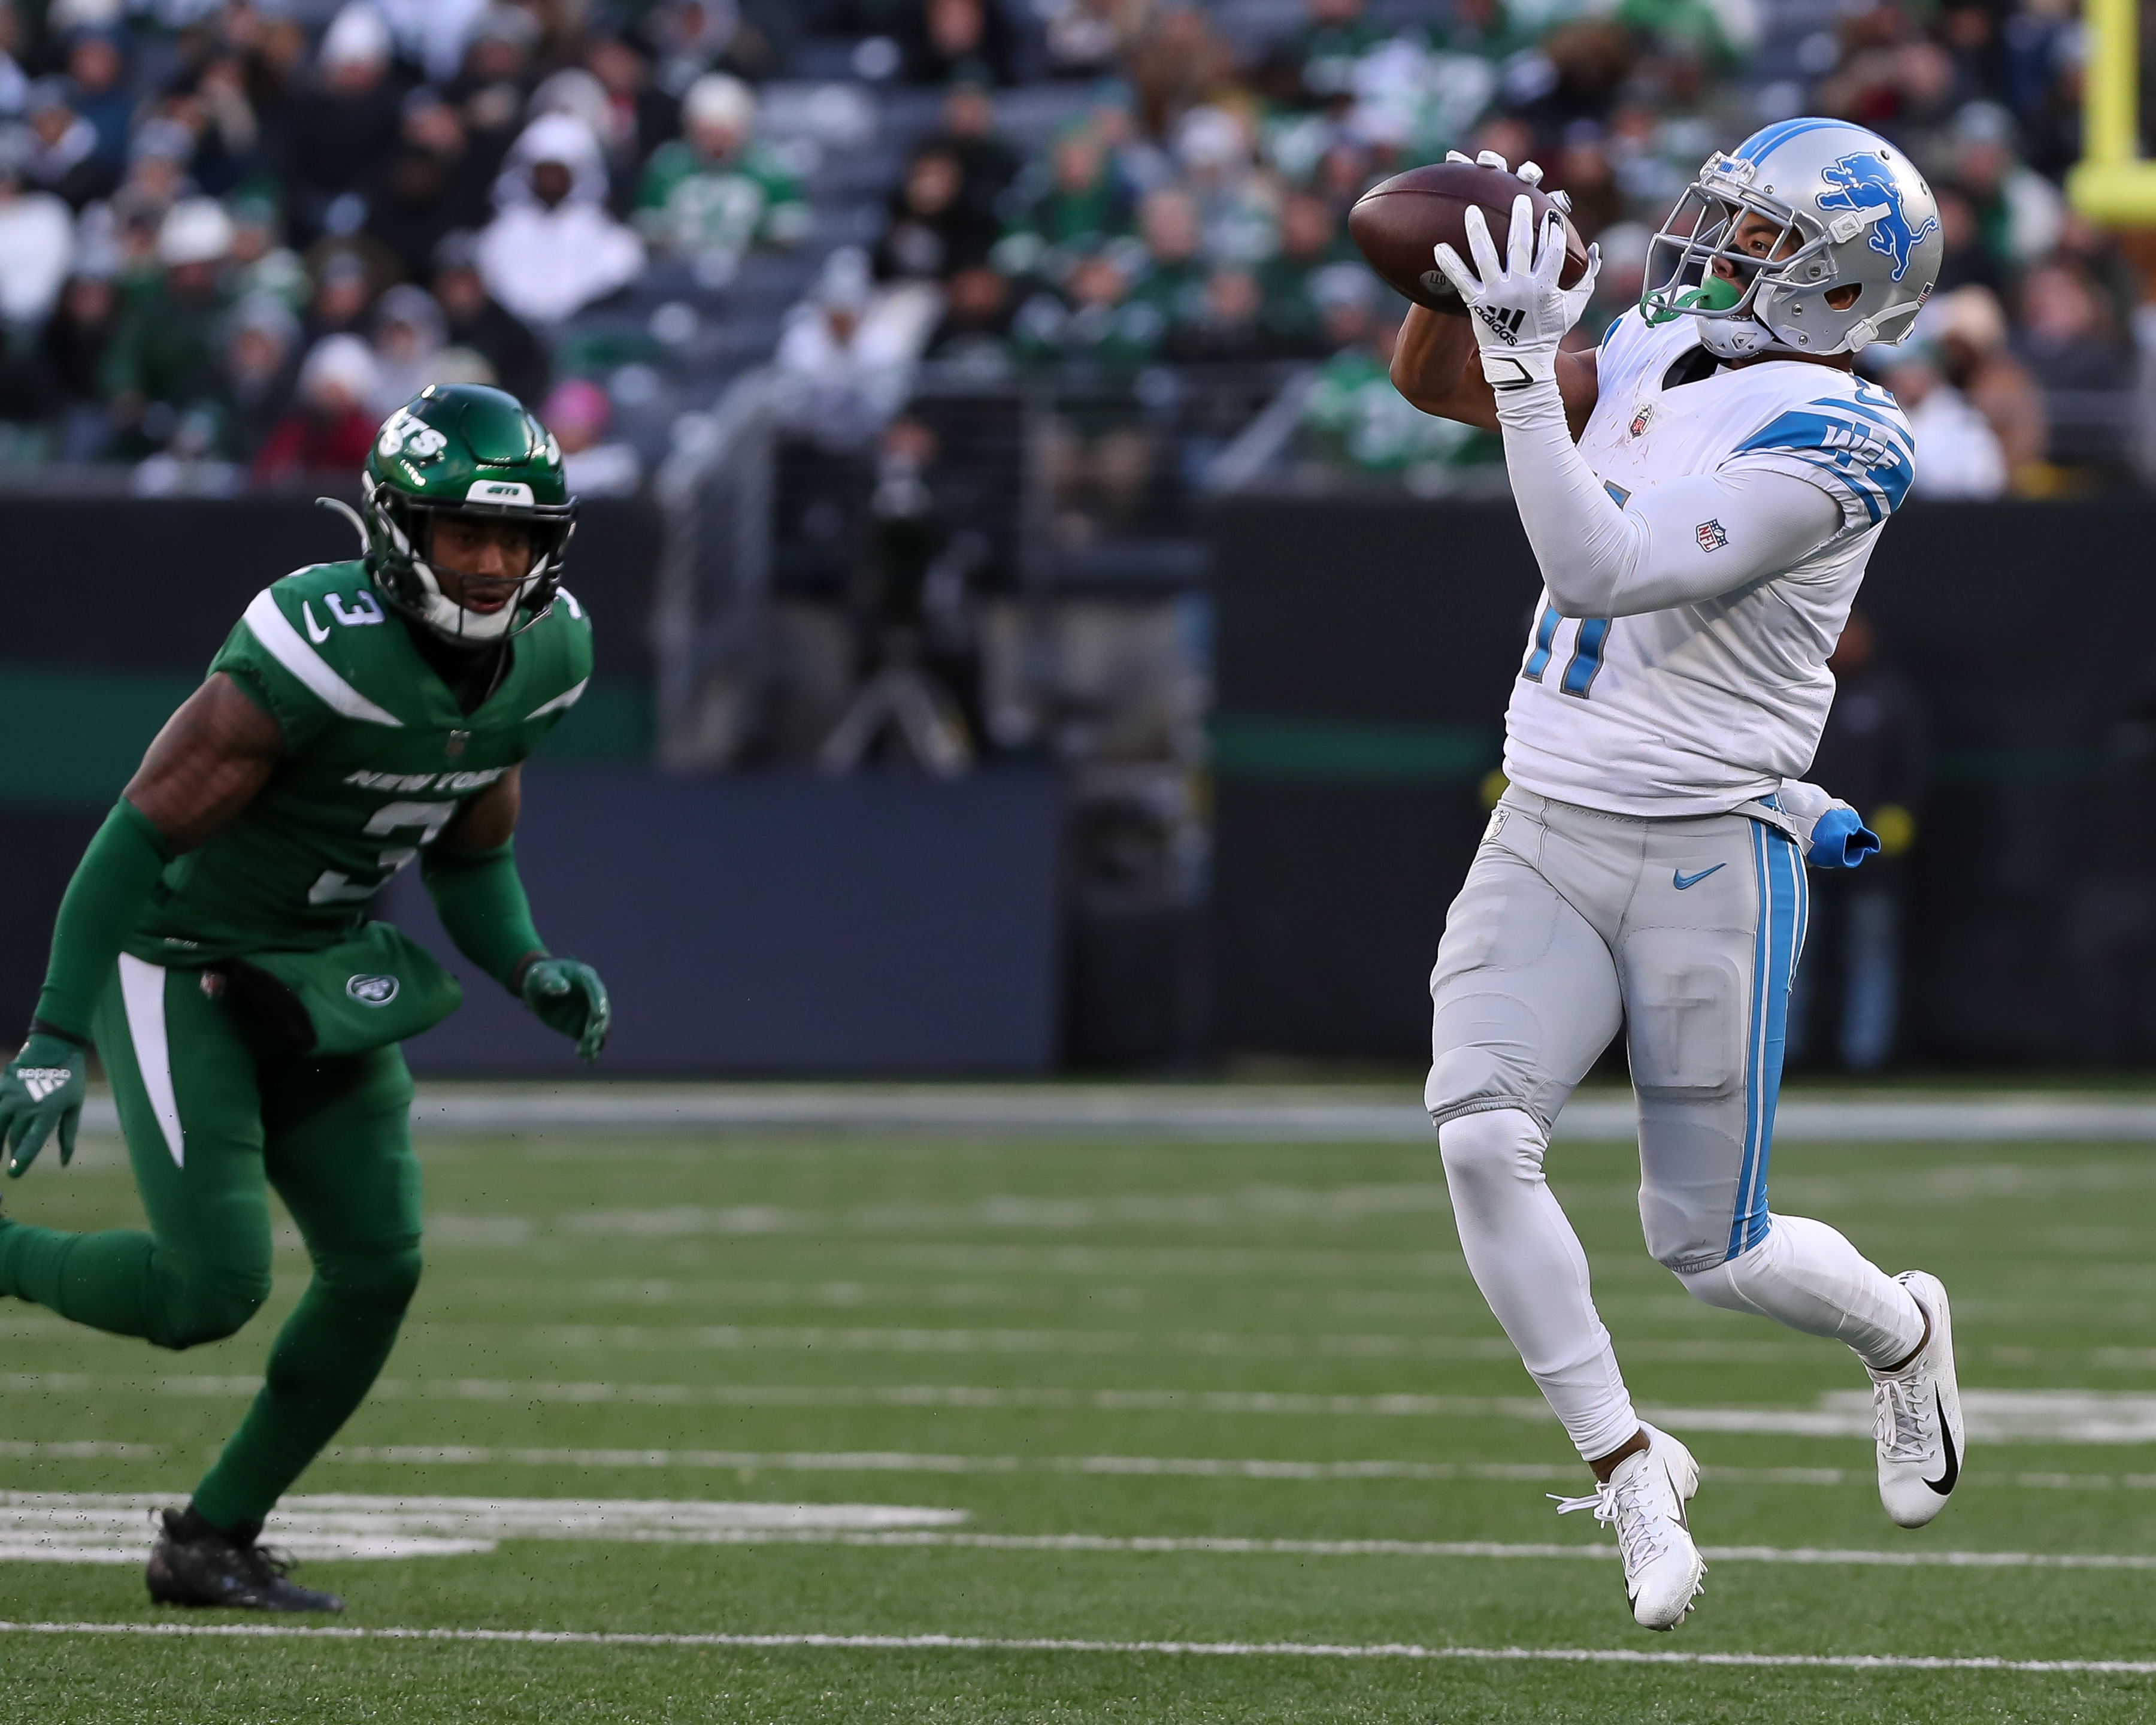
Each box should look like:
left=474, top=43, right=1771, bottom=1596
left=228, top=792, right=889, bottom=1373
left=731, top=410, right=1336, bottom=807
left=1210, top=497, right=2156, bottom=1067
left=0, top=497, right=1064, bottom=1073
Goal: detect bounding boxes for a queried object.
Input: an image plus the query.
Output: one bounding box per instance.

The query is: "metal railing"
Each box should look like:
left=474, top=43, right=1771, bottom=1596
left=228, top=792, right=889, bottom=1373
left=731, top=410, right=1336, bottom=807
left=650, top=368, right=779, bottom=771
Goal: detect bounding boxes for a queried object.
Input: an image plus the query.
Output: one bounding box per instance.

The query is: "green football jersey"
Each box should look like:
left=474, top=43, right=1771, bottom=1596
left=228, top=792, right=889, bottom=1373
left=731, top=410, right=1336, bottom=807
left=125, top=560, right=593, bottom=964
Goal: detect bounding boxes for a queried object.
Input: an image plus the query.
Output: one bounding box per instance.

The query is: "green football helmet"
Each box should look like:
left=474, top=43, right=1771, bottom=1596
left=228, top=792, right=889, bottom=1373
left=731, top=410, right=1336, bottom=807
left=360, top=383, right=576, bottom=644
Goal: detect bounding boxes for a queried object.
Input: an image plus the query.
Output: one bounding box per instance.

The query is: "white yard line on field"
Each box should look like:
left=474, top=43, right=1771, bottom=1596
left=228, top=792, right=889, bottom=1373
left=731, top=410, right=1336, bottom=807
left=0, top=1493, right=966, bottom=1564
left=5, top=1493, right=2156, bottom=1573
left=0, top=1374, right=1548, bottom=1418
left=0, top=1441, right=161, bottom=1460
left=440, top=1323, right=1813, bottom=1367
left=1, top=1618, right=2154, bottom=1675
left=308, top=1447, right=2156, bottom=1493
left=2, top=1436, right=2149, bottom=1494
left=14, top=1376, right=2156, bottom=1442
left=67, top=1089, right=2156, bottom=1142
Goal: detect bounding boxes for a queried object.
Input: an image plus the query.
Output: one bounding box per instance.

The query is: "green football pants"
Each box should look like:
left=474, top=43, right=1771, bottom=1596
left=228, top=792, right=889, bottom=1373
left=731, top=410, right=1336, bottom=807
left=0, top=954, right=422, bottom=1530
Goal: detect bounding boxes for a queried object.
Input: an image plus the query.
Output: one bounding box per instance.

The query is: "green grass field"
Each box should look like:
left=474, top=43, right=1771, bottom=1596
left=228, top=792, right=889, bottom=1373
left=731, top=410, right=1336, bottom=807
left=7, top=1090, right=2156, bottom=1721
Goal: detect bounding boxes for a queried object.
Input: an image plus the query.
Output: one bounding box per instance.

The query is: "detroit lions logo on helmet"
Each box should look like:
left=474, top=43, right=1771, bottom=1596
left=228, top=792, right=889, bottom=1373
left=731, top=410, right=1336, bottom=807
left=1816, top=153, right=1938, bottom=283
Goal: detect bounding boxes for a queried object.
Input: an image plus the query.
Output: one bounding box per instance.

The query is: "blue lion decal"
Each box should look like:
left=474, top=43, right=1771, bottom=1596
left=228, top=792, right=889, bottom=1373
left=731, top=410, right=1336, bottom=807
left=1816, top=152, right=1937, bottom=283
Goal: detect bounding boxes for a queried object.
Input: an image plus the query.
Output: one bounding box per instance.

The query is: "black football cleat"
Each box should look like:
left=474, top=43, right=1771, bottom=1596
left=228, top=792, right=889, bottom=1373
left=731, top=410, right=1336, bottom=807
left=146, top=1508, right=344, bottom=1613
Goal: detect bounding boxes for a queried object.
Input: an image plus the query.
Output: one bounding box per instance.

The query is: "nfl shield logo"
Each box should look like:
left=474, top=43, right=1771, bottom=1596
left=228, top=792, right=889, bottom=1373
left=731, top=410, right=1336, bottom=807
left=1629, top=404, right=1653, bottom=438
left=1695, top=519, right=1729, bottom=553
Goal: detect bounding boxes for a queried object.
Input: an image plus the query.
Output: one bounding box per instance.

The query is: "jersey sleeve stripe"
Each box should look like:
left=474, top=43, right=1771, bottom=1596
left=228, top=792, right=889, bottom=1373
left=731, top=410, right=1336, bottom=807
left=1731, top=408, right=1913, bottom=516
left=240, top=589, right=405, bottom=728
left=526, top=677, right=589, bottom=721
left=1812, top=395, right=1916, bottom=455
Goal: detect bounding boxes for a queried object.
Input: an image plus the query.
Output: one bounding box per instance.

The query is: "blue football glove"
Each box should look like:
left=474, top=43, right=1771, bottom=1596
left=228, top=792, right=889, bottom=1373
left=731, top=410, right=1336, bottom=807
left=1805, top=804, right=1881, bottom=870
left=1775, top=779, right=1881, bottom=870
left=520, top=958, right=610, bottom=1062
left=0, top=1033, right=89, bottom=1178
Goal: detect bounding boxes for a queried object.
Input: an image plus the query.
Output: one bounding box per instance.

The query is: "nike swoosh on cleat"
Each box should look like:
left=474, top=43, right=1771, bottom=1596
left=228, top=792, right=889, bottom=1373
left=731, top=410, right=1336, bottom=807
left=1673, top=865, right=1725, bottom=890
left=1924, top=1388, right=1958, bottom=1494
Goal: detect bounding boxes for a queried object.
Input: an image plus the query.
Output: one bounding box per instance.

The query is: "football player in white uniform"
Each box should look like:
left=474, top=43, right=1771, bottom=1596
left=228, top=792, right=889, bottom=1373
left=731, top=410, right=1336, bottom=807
left=1394, top=119, right=1961, bottom=1631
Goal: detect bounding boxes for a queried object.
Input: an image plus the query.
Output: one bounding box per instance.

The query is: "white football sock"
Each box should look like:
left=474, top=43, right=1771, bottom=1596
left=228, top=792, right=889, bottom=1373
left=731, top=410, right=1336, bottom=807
left=1676, top=1212, right=1925, bottom=1370
left=1438, top=1108, right=1639, bottom=1461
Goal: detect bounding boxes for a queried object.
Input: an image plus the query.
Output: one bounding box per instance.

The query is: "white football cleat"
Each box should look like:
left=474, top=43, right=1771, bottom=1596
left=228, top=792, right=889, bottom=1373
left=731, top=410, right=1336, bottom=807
left=1552, top=1423, right=1706, bottom=1631
left=1869, top=1270, right=1963, bottom=1529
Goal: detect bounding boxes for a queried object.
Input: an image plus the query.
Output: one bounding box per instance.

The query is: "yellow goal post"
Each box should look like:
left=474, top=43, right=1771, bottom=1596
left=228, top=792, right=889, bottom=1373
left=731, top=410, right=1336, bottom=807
left=2069, top=0, right=2156, bottom=222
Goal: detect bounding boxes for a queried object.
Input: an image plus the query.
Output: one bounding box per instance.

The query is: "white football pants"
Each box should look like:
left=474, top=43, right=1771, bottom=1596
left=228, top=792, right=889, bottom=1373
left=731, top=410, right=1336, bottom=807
left=1427, top=788, right=1924, bottom=1461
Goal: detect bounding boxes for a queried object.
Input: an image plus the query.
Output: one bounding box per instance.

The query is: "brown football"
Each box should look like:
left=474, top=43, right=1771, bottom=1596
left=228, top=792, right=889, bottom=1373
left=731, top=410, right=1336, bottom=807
left=1349, top=162, right=1591, bottom=316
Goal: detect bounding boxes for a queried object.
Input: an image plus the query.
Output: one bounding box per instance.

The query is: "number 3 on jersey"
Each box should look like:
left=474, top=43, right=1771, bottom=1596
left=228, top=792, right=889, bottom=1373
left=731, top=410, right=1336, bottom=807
left=1522, top=606, right=1613, bottom=699
left=306, top=801, right=458, bottom=904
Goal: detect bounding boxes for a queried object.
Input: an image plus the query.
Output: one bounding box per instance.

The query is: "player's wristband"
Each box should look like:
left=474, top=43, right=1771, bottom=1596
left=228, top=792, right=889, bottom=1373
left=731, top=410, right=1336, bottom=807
left=422, top=842, right=547, bottom=992
left=25, top=1018, right=89, bottom=1049
left=33, top=800, right=174, bottom=1044
left=1478, top=344, right=1563, bottom=393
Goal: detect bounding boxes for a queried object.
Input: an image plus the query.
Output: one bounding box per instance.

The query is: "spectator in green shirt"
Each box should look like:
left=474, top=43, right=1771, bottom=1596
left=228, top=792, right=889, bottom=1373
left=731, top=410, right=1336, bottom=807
left=637, top=71, right=808, bottom=285
left=992, top=121, right=1132, bottom=286
left=1012, top=251, right=1162, bottom=373
left=102, top=199, right=235, bottom=448
left=1127, top=186, right=1207, bottom=333
left=1257, top=190, right=1353, bottom=356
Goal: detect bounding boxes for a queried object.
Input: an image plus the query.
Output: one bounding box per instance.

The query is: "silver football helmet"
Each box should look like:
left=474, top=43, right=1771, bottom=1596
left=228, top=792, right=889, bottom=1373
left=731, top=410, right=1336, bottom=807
left=1640, top=118, right=1942, bottom=359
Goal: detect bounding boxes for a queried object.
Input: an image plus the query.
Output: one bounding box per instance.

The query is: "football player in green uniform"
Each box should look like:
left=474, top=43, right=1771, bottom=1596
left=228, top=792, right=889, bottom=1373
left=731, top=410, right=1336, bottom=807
left=0, top=383, right=611, bottom=1612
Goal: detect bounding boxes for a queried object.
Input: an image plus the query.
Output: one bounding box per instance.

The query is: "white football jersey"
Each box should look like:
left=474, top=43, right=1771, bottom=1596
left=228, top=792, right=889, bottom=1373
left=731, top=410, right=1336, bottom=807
left=1501, top=307, right=1916, bottom=817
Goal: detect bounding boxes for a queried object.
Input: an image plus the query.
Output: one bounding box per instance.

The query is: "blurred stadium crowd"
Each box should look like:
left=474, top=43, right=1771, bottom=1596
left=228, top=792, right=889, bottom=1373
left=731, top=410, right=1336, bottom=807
left=0, top=0, right=2121, bottom=501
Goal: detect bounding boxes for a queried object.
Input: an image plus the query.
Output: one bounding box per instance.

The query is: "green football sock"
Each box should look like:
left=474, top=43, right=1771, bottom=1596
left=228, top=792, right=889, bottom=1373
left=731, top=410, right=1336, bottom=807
left=192, top=1243, right=422, bottom=1530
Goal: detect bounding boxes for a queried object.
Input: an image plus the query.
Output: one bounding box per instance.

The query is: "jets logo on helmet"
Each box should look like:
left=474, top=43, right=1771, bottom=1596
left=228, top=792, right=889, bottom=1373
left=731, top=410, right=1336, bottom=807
left=1639, top=119, right=1942, bottom=360
left=353, top=383, right=576, bottom=646
left=376, top=409, right=449, bottom=462
left=1816, top=153, right=1940, bottom=283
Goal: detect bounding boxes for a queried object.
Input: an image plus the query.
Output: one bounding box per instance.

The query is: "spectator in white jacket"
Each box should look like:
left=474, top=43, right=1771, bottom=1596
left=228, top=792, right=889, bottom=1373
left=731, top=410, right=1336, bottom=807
left=1881, top=338, right=2008, bottom=501
left=0, top=127, right=74, bottom=327
left=476, top=113, right=644, bottom=328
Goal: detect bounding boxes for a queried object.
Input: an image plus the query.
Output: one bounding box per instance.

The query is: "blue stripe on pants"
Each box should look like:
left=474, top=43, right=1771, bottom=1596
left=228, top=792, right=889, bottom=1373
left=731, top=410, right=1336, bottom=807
left=1730, top=822, right=1804, bottom=1260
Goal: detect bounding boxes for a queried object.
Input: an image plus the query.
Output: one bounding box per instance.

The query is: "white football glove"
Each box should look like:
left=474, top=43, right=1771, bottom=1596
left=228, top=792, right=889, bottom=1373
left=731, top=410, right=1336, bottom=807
left=1432, top=189, right=1600, bottom=395
left=1443, top=149, right=1574, bottom=217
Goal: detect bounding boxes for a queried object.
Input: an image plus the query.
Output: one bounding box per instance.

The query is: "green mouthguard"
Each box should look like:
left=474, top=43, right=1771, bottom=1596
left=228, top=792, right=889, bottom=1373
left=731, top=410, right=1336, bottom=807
left=1641, top=273, right=1743, bottom=325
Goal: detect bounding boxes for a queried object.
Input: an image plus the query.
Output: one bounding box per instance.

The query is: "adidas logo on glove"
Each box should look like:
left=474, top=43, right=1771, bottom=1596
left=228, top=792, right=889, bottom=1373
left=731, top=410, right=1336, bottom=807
left=16, top=1069, right=73, bottom=1102
left=1475, top=304, right=1527, bottom=346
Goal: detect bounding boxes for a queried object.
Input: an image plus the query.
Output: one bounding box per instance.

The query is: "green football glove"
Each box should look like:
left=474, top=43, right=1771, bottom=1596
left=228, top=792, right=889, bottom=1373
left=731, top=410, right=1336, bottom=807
left=1, top=1033, right=89, bottom=1178
left=520, top=958, right=611, bottom=1062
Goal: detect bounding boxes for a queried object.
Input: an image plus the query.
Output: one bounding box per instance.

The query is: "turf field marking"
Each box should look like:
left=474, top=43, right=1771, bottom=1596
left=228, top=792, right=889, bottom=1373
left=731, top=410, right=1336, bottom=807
left=0, top=1435, right=2136, bottom=1493
left=2, top=1618, right=2155, bottom=1675
left=455, top=1322, right=1813, bottom=1367
left=326, top=1446, right=1589, bottom=1482
left=317, top=1447, right=2156, bottom=1493
left=0, top=1441, right=162, bottom=1460
left=19, top=1376, right=2156, bottom=1441
left=8, top=1494, right=2156, bottom=1572
left=0, top=1373, right=1549, bottom=1418
left=72, top=1084, right=2156, bottom=1142
left=0, top=1493, right=967, bottom=1564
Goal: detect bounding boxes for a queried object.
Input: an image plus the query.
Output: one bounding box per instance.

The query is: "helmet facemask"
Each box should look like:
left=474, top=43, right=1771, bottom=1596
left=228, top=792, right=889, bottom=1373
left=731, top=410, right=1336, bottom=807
left=1642, top=157, right=1848, bottom=359
left=364, top=473, right=575, bottom=646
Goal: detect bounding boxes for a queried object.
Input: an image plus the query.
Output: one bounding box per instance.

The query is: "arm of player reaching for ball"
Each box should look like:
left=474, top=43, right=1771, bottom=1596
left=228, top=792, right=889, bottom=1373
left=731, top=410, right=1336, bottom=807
left=1433, top=193, right=1842, bottom=619
left=0, top=673, right=283, bottom=1175
left=426, top=770, right=611, bottom=1062
left=1392, top=301, right=1601, bottom=439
